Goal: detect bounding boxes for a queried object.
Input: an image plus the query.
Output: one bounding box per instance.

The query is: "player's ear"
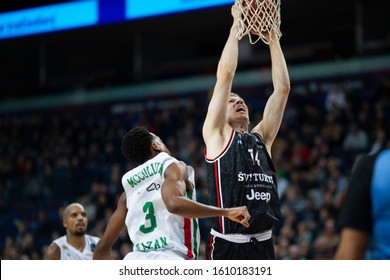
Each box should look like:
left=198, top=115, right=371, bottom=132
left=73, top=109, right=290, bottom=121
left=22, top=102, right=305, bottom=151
left=151, top=141, right=162, bottom=153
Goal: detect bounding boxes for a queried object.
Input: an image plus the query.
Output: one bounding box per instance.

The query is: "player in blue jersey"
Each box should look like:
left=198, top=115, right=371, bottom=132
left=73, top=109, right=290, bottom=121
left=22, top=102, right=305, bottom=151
left=335, top=148, right=390, bottom=259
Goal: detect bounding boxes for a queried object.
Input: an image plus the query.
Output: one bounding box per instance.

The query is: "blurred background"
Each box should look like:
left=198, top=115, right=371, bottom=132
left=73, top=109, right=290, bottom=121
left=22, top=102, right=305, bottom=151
left=0, top=0, right=389, bottom=260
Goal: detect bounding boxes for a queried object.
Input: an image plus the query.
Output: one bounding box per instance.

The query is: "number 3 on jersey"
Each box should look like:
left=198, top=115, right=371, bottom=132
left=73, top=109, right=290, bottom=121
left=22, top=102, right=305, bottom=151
left=139, top=201, right=157, bottom=233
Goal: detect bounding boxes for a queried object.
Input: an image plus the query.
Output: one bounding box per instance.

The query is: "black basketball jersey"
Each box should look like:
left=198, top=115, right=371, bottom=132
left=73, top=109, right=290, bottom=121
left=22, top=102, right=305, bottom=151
left=205, top=129, right=281, bottom=234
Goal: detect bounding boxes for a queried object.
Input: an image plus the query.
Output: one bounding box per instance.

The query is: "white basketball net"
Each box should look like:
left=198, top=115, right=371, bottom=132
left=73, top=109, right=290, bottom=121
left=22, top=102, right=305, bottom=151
left=235, top=0, right=282, bottom=45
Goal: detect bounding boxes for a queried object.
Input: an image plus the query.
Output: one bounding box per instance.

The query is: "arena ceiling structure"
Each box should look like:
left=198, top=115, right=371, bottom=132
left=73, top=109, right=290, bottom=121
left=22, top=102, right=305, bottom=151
left=0, top=0, right=389, bottom=101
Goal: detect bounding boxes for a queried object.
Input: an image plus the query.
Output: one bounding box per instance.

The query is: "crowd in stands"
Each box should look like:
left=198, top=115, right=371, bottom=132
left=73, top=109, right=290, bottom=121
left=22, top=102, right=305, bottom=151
left=0, top=72, right=389, bottom=260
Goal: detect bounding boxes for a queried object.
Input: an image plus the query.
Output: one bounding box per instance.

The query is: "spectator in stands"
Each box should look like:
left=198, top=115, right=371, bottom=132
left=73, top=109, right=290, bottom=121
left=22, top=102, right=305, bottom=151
left=342, top=123, right=368, bottom=165
left=312, top=218, right=339, bottom=259
left=325, top=84, right=347, bottom=112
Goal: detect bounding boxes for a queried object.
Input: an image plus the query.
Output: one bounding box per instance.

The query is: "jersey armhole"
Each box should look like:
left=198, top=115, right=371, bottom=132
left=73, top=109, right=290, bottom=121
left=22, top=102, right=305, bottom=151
left=251, top=132, right=264, bottom=142
left=205, top=129, right=235, bottom=162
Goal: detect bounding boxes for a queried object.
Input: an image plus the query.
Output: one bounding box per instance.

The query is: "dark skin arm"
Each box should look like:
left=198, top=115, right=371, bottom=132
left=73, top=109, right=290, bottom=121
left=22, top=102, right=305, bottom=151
left=44, top=242, right=61, bottom=260
left=161, top=162, right=250, bottom=226
left=93, top=193, right=127, bottom=260
left=95, top=162, right=250, bottom=260
left=334, top=228, right=370, bottom=259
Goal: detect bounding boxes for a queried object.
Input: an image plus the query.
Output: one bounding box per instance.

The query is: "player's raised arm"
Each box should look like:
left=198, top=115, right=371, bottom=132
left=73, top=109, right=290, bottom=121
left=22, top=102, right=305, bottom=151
left=202, top=6, right=241, bottom=150
left=250, top=31, right=290, bottom=155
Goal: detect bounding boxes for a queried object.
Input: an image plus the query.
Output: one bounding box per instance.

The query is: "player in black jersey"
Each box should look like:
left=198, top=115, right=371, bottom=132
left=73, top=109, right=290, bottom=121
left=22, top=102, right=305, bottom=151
left=202, top=5, right=290, bottom=260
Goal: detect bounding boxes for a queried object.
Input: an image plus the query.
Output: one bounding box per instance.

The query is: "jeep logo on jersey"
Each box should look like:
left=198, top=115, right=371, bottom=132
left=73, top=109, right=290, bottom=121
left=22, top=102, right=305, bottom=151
left=147, top=183, right=161, bottom=192
left=246, top=189, right=271, bottom=202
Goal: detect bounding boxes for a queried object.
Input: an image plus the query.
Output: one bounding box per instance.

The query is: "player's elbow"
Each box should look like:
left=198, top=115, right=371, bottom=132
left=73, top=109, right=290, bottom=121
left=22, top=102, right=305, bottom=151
left=164, top=194, right=188, bottom=215
left=277, top=81, right=291, bottom=96
left=280, top=81, right=291, bottom=95
left=165, top=198, right=181, bottom=214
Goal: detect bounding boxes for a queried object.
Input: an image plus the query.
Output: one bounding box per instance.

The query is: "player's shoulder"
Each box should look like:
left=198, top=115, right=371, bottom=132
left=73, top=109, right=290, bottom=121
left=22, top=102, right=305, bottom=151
left=45, top=241, right=61, bottom=260
left=86, top=234, right=100, bottom=242
left=355, top=152, right=376, bottom=169
left=52, top=235, right=66, bottom=245
left=167, top=160, right=187, bottom=173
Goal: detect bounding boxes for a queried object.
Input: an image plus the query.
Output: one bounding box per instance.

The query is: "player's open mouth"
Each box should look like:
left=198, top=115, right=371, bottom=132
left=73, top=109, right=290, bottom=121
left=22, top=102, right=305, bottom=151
left=236, top=106, right=245, bottom=112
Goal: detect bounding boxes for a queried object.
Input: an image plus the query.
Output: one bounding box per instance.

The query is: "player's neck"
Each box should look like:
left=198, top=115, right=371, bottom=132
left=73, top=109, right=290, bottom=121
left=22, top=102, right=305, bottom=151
left=231, top=123, right=248, bottom=134
left=67, top=234, right=86, bottom=252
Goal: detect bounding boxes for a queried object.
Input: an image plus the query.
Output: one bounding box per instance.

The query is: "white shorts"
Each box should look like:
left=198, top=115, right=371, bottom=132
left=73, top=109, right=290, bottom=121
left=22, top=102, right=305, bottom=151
left=124, top=250, right=185, bottom=260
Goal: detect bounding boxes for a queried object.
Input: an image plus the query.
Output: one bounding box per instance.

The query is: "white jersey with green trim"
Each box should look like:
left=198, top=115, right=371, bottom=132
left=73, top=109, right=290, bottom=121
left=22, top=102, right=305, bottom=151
left=53, top=234, right=99, bottom=260
left=121, top=152, right=200, bottom=260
